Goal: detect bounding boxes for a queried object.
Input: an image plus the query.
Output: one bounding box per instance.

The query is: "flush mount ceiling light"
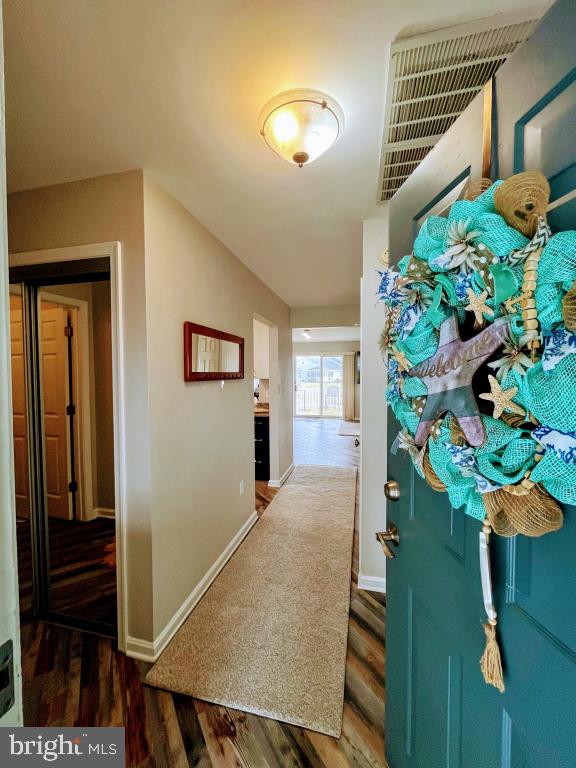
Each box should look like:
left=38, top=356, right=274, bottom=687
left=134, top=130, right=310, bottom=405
left=259, top=89, right=344, bottom=167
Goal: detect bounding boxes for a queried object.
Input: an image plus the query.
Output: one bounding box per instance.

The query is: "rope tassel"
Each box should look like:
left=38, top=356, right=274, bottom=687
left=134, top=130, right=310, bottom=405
left=479, top=519, right=505, bottom=692
left=480, top=619, right=505, bottom=693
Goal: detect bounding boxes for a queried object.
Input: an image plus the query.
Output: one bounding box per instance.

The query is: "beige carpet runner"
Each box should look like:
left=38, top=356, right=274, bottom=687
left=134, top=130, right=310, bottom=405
left=146, top=464, right=356, bottom=737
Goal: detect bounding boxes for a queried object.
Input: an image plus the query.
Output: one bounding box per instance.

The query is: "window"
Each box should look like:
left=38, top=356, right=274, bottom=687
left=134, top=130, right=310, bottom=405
left=294, top=355, right=343, bottom=417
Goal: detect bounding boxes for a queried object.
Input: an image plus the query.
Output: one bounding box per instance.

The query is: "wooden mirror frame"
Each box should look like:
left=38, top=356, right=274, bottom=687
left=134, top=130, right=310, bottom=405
left=183, top=321, right=245, bottom=382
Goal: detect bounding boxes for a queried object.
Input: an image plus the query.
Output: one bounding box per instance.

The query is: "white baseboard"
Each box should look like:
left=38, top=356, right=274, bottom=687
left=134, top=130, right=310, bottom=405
left=126, top=510, right=259, bottom=663
left=125, top=636, right=156, bottom=662
left=358, top=573, right=386, bottom=593
left=95, top=507, right=115, bottom=519
left=268, top=462, right=295, bottom=489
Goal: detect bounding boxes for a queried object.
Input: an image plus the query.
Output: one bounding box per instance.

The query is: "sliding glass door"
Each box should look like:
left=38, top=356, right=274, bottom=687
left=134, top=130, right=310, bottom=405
left=295, top=355, right=343, bottom=417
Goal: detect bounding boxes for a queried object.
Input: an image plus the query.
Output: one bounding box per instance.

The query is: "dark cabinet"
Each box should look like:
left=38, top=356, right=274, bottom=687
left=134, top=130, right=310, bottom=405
left=254, top=416, right=270, bottom=480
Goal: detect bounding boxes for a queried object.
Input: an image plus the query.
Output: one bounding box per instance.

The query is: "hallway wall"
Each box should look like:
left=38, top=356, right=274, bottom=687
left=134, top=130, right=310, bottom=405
left=8, top=170, right=154, bottom=642
left=143, top=173, right=293, bottom=638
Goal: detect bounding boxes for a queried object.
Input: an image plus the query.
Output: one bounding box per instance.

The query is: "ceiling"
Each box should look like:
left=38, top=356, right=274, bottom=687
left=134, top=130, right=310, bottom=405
left=293, top=327, right=360, bottom=343
left=4, top=0, right=540, bottom=308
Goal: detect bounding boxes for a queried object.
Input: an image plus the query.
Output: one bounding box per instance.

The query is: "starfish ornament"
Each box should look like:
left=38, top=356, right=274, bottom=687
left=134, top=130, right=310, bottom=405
left=479, top=375, right=525, bottom=419
left=408, top=313, right=508, bottom=446
left=504, top=293, right=523, bottom=314
left=465, top=288, right=494, bottom=327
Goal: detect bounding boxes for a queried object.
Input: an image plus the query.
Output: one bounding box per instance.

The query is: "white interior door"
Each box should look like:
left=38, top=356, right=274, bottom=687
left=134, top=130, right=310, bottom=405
left=40, top=301, right=71, bottom=519
left=196, top=334, right=220, bottom=373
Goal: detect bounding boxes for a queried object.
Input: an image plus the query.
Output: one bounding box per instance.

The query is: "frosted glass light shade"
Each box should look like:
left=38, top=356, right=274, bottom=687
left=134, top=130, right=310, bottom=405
left=259, top=89, right=344, bottom=167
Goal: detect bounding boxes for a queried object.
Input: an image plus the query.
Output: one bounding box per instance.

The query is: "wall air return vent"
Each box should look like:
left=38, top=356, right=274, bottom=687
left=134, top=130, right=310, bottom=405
left=378, top=11, right=541, bottom=202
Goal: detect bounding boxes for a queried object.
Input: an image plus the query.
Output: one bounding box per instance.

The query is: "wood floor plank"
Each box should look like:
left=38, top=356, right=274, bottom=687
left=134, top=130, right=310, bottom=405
left=298, top=729, right=352, bottom=768
left=141, top=686, right=188, bottom=768
left=194, top=700, right=257, bottom=768
left=173, top=693, right=212, bottom=767
left=340, top=700, right=386, bottom=768
left=215, top=708, right=289, bottom=768
left=344, top=650, right=385, bottom=729
left=118, top=652, right=151, bottom=767
left=350, top=586, right=386, bottom=642
left=347, top=616, right=385, bottom=681
left=255, top=717, right=322, bottom=768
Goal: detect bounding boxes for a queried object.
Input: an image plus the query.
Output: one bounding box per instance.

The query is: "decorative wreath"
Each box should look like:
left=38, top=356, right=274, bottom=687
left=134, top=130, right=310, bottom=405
left=378, top=171, right=576, bottom=691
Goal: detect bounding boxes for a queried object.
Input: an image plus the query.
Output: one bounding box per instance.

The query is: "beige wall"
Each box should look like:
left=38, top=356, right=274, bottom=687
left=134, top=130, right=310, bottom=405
left=253, top=318, right=269, bottom=380
left=143, top=173, right=292, bottom=635
left=8, top=170, right=154, bottom=641
left=291, top=304, right=360, bottom=329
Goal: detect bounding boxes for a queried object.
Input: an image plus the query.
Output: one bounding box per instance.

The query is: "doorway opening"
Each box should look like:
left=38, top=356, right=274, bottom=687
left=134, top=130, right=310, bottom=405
left=253, top=318, right=271, bottom=486
left=10, top=262, right=118, bottom=636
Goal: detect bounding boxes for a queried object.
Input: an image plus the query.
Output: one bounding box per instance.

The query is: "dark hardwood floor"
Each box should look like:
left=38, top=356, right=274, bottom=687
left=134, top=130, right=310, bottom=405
left=19, top=420, right=386, bottom=767
left=17, top=515, right=117, bottom=627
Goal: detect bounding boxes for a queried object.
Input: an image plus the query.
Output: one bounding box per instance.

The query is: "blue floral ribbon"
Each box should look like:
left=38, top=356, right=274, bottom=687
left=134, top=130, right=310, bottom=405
left=532, top=425, right=576, bottom=464
left=445, top=443, right=503, bottom=493
left=542, top=326, right=576, bottom=372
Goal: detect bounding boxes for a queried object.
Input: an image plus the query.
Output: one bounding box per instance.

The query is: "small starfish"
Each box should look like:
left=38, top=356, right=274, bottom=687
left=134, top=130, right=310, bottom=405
left=504, top=294, right=523, bottom=314
left=479, top=375, right=525, bottom=419
left=504, top=292, right=532, bottom=314
left=465, top=288, right=494, bottom=326
left=390, top=345, right=411, bottom=373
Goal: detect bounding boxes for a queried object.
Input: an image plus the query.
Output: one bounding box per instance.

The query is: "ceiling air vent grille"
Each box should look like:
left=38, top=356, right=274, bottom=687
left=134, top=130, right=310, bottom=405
left=378, top=12, right=540, bottom=202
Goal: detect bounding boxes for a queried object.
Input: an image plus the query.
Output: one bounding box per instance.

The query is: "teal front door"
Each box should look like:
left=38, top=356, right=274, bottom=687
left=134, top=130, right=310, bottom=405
left=384, top=2, right=576, bottom=766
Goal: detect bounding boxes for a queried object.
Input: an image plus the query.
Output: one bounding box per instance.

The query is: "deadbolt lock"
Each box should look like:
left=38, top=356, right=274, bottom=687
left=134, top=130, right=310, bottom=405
left=384, top=479, right=400, bottom=501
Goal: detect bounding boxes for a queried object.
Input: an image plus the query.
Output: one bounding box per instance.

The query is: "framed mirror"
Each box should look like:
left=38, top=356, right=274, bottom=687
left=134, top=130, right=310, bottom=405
left=183, top=322, right=244, bottom=381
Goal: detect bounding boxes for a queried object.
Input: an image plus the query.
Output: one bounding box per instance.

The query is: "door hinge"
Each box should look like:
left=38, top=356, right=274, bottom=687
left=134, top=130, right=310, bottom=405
left=68, top=480, right=78, bottom=493
left=66, top=404, right=76, bottom=416
left=64, top=325, right=73, bottom=337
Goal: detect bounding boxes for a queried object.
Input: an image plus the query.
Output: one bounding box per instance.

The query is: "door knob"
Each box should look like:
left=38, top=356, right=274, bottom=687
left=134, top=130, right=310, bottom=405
left=375, top=524, right=400, bottom=559
left=384, top=480, right=400, bottom=501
